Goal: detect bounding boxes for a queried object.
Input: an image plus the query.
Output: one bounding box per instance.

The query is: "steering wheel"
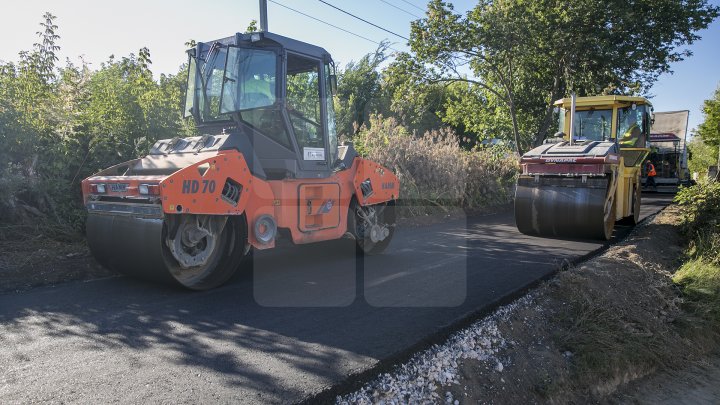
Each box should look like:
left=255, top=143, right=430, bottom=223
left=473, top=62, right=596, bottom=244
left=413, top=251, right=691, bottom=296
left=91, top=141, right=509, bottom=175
left=287, top=109, right=324, bottom=148
left=288, top=108, right=321, bottom=128
left=244, top=92, right=272, bottom=109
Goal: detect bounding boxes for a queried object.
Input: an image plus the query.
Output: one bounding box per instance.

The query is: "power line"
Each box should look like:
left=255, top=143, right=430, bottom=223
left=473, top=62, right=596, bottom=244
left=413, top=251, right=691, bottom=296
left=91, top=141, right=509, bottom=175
left=317, top=0, right=409, bottom=41
left=379, top=0, right=422, bottom=19
left=397, top=0, right=425, bottom=12
left=268, top=0, right=401, bottom=52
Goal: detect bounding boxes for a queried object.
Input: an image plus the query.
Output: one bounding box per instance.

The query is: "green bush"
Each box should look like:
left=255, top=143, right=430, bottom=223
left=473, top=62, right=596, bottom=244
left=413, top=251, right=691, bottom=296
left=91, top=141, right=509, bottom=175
left=674, top=180, right=720, bottom=262
left=673, top=180, right=720, bottom=321
left=0, top=14, right=191, bottom=240
left=674, top=259, right=720, bottom=321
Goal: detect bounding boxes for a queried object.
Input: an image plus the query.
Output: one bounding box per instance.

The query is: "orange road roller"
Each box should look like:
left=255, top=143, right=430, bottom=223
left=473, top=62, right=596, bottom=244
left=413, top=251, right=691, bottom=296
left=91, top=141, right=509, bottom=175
left=82, top=31, right=399, bottom=289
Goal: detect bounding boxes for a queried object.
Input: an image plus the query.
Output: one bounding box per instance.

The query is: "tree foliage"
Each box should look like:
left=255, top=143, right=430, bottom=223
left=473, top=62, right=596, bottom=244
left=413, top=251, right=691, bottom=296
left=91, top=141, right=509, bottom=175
left=698, top=84, right=720, bottom=149
left=380, top=52, right=449, bottom=136
left=334, top=43, right=389, bottom=136
left=688, top=136, right=718, bottom=177
left=405, top=0, right=719, bottom=153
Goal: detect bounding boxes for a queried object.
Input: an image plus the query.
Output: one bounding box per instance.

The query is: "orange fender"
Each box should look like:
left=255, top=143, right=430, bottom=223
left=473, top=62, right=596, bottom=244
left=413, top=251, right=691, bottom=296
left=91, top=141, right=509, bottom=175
left=351, top=158, right=400, bottom=206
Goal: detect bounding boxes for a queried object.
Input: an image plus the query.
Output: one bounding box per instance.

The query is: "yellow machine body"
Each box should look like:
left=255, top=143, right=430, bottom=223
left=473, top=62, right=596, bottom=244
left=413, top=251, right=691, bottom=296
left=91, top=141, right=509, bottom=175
left=555, top=96, right=651, bottom=222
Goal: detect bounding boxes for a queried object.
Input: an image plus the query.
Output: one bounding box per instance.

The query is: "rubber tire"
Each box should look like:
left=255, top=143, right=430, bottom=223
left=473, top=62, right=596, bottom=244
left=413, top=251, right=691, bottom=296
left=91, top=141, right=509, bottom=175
left=161, top=215, right=248, bottom=290
left=619, top=185, right=641, bottom=226
left=601, top=193, right=616, bottom=240
left=349, top=200, right=396, bottom=255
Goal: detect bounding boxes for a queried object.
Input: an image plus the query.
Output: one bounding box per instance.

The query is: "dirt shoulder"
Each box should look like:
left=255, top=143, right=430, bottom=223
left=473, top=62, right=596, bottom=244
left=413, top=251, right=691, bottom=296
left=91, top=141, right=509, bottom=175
left=450, top=205, right=719, bottom=403
left=611, top=355, right=720, bottom=404
left=0, top=239, right=114, bottom=294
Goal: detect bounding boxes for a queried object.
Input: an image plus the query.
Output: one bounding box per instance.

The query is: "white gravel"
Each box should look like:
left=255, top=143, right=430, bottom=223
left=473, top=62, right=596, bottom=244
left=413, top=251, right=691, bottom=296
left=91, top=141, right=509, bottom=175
left=337, top=293, right=537, bottom=404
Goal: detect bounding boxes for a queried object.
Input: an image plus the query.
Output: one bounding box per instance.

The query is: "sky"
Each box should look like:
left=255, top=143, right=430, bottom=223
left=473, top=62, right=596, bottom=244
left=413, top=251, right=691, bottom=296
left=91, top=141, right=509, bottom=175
left=0, top=0, right=718, bottom=134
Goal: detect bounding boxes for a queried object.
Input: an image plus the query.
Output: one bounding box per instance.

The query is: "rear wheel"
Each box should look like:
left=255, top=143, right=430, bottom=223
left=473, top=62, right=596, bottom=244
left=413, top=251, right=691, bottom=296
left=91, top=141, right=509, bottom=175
left=162, top=215, right=247, bottom=290
left=630, top=184, right=641, bottom=225
left=349, top=200, right=396, bottom=255
left=618, top=184, right=641, bottom=226
left=601, top=191, right=616, bottom=240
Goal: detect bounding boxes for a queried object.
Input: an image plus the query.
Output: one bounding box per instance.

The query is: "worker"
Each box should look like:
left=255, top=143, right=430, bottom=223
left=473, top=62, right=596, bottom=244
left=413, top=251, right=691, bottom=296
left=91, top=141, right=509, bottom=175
left=645, top=160, right=657, bottom=190
left=619, top=112, right=643, bottom=147
left=242, top=55, right=276, bottom=108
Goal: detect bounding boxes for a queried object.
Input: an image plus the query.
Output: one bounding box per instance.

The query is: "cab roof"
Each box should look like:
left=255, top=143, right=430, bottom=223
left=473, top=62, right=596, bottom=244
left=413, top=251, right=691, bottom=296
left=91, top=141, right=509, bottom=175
left=553, top=95, right=652, bottom=109
left=195, top=31, right=333, bottom=62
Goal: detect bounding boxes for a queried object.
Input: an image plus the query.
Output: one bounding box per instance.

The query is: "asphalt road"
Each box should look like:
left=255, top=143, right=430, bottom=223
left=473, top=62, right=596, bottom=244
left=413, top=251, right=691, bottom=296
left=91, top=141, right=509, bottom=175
left=0, top=194, right=674, bottom=404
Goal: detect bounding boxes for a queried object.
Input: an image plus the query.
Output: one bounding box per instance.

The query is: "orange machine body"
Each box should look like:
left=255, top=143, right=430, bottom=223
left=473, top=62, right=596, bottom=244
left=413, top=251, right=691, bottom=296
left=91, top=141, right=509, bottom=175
left=82, top=149, right=399, bottom=250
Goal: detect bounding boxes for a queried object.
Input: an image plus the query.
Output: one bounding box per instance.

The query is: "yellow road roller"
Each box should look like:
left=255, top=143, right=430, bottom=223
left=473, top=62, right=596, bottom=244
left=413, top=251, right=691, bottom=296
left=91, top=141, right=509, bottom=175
left=515, top=95, right=651, bottom=240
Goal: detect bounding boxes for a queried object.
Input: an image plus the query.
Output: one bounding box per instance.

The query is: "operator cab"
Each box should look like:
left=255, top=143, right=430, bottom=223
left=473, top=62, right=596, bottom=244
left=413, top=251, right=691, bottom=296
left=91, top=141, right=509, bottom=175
left=554, top=96, right=653, bottom=167
left=555, top=96, right=653, bottom=146
left=184, top=32, right=345, bottom=179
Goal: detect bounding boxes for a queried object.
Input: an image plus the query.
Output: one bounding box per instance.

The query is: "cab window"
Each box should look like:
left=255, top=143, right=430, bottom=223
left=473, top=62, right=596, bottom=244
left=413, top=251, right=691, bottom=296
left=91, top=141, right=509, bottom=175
left=286, top=54, right=324, bottom=156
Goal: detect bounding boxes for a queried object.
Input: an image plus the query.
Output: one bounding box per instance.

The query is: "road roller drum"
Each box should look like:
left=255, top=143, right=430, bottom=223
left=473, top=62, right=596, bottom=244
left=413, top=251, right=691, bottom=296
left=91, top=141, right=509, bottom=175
left=515, top=176, right=615, bottom=240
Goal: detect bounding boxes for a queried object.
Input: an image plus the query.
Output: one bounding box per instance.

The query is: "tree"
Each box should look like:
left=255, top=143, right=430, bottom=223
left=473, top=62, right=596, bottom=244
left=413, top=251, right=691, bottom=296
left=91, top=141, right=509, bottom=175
left=406, top=0, right=719, bottom=154
left=0, top=12, right=196, bottom=230
left=698, top=85, right=720, bottom=149
left=334, top=43, right=389, bottom=136
left=380, top=52, right=449, bottom=136
left=697, top=84, right=720, bottom=174
left=687, top=136, right=717, bottom=177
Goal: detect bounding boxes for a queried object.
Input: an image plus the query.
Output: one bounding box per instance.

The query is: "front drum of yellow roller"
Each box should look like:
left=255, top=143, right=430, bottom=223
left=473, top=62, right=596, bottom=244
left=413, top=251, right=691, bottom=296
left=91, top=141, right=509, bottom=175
left=86, top=212, right=247, bottom=290
left=514, top=176, right=615, bottom=240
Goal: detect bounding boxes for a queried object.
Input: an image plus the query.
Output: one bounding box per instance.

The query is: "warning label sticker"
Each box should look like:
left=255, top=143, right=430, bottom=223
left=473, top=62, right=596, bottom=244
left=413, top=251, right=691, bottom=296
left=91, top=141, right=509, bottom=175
left=303, top=147, right=325, bottom=161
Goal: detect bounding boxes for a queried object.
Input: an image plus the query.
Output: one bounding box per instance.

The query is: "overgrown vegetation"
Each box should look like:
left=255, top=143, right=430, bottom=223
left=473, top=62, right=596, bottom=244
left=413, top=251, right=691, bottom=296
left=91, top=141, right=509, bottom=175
left=353, top=115, right=517, bottom=217
left=0, top=13, right=190, bottom=239
left=674, top=180, right=720, bottom=321
left=688, top=136, right=718, bottom=178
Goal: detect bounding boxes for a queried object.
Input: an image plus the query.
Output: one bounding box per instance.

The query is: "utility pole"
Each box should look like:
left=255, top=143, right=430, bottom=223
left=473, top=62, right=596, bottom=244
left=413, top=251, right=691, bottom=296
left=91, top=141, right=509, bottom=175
left=259, top=0, right=268, bottom=32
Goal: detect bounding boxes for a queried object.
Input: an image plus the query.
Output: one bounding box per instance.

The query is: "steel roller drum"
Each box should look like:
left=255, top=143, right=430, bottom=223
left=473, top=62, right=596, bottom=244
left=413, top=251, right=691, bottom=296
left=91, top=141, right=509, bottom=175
left=86, top=213, right=176, bottom=283
left=515, top=176, right=615, bottom=240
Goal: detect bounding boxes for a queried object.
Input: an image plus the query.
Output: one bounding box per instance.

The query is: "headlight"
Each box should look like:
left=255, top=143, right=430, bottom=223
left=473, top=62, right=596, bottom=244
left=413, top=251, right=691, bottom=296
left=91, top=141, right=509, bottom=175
left=91, top=183, right=106, bottom=194
left=138, top=184, right=160, bottom=195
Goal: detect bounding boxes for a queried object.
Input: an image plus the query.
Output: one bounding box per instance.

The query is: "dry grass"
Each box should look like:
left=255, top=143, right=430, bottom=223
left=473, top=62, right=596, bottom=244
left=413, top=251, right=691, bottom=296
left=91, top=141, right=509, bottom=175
left=546, top=206, right=719, bottom=399
left=353, top=115, right=518, bottom=217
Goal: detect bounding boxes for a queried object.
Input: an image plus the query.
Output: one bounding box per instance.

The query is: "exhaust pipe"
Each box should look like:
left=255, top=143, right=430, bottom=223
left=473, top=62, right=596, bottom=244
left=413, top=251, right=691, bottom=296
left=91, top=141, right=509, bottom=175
left=259, top=0, right=268, bottom=31
left=569, top=92, right=576, bottom=145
